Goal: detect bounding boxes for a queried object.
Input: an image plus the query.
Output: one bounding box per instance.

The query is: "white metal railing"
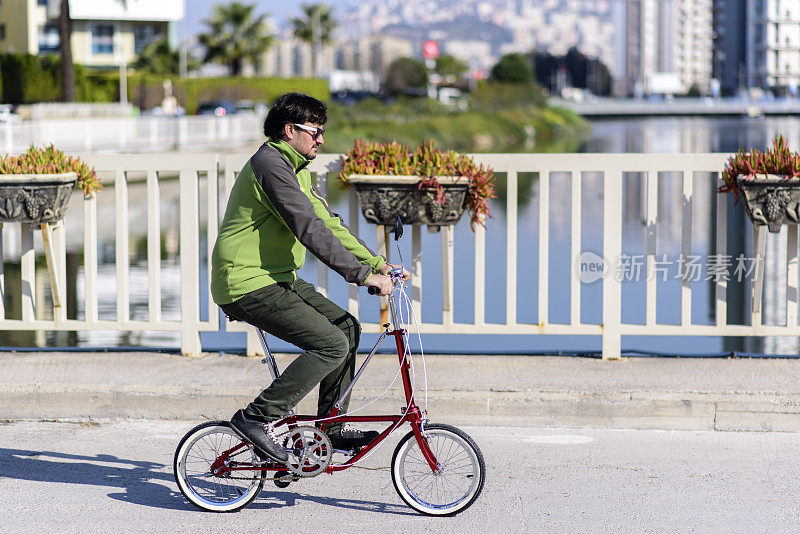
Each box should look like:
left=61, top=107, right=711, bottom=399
left=0, top=113, right=264, bottom=154
left=1, top=151, right=795, bottom=358
left=0, top=153, right=219, bottom=354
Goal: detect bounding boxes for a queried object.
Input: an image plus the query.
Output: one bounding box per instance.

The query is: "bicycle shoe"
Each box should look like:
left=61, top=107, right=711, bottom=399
left=327, top=426, right=379, bottom=450
left=230, top=409, right=288, bottom=464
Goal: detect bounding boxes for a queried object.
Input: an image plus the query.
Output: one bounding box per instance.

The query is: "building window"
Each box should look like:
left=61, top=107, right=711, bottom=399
left=38, top=24, right=60, bottom=53
left=0, top=25, right=5, bottom=41
left=38, top=0, right=48, bottom=5
left=91, top=25, right=114, bottom=55
left=134, top=24, right=160, bottom=54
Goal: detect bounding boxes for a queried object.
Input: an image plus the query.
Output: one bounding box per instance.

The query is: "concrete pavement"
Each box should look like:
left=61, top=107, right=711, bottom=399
left=3, top=421, right=800, bottom=532
left=2, top=351, right=800, bottom=431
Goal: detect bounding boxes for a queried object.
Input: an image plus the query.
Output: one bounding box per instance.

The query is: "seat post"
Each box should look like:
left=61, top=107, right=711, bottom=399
left=255, top=326, right=281, bottom=380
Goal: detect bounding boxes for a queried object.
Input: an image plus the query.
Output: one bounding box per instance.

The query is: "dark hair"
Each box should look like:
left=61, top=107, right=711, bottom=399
left=263, top=93, right=327, bottom=140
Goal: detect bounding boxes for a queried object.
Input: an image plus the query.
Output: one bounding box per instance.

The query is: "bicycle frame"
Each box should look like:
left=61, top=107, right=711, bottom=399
left=215, top=277, right=442, bottom=476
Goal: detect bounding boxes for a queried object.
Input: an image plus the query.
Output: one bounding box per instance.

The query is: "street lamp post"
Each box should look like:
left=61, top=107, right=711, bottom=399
left=114, top=31, right=128, bottom=106
left=180, top=0, right=187, bottom=78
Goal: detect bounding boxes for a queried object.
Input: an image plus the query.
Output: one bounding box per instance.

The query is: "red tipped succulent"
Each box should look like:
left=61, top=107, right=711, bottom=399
left=339, top=139, right=495, bottom=229
left=720, top=135, right=800, bottom=203
left=0, top=144, right=101, bottom=197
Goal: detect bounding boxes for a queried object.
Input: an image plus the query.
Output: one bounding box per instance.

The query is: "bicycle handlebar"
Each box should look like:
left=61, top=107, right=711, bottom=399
left=367, top=267, right=405, bottom=295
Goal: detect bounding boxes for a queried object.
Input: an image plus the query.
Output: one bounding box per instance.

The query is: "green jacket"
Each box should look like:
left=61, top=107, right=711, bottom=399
left=211, top=139, right=385, bottom=305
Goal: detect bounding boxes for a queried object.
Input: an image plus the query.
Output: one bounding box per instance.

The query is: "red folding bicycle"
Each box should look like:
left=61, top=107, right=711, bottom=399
left=173, top=221, right=485, bottom=515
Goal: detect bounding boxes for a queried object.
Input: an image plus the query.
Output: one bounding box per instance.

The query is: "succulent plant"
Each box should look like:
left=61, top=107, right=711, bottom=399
left=719, top=135, right=800, bottom=203
left=0, top=144, right=101, bottom=197
left=339, top=139, right=495, bottom=229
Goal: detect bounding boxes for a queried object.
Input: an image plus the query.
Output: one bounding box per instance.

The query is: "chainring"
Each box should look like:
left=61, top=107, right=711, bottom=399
left=283, top=426, right=332, bottom=477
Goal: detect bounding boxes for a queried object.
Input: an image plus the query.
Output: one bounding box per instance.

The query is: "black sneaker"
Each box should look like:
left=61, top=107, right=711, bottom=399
left=327, top=426, right=379, bottom=450
left=230, top=409, right=288, bottom=464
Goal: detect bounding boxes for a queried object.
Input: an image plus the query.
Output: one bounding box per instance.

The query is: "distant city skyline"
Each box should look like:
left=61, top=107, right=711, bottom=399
left=186, top=0, right=353, bottom=37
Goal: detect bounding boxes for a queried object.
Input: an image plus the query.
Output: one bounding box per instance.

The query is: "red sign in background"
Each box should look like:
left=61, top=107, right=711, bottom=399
left=422, top=40, right=440, bottom=60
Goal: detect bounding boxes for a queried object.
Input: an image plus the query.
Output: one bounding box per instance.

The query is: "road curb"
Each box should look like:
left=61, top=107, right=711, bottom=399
left=3, top=386, right=799, bottom=432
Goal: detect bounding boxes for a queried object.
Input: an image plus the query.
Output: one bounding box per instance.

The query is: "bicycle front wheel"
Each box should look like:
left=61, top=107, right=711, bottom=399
left=391, top=423, right=485, bottom=516
left=174, top=421, right=266, bottom=512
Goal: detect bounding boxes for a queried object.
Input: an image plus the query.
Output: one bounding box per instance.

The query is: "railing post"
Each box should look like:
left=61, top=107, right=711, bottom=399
left=538, top=169, right=550, bottom=327
left=441, top=225, right=454, bottom=326
left=246, top=327, right=265, bottom=357
left=377, top=224, right=390, bottom=325
left=751, top=224, right=767, bottom=324
left=787, top=225, right=798, bottom=327
left=602, top=170, right=623, bottom=360
left=180, top=168, right=202, bottom=355
left=84, top=193, right=98, bottom=323
left=506, top=170, right=518, bottom=326
left=20, top=223, right=35, bottom=321
left=0, top=223, right=4, bottom=320
left=115, top=169, right=130, bottom=323
left=411, top=224, right=422, bottom=320
left=147, top=170, right=162, bottom=323
left=474, top=214, right=486, bottom=326
left=347, top=189, right=359, bottom=314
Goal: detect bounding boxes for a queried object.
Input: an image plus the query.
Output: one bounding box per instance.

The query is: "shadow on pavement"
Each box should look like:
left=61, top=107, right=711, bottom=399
left=0, top=448, right=415, bottom=515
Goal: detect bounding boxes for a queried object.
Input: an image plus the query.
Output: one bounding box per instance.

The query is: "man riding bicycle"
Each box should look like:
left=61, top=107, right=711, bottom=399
left=210, top=93, right=409, bottom=464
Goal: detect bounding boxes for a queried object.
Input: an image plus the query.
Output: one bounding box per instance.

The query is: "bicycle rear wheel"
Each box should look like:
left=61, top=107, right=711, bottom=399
left=391, top=423, right=485, bottom=516
left=174, top=421, right=266, bottom=512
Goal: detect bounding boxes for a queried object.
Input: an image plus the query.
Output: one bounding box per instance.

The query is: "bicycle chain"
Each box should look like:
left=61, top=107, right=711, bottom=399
left=214, top=463, right=391, bottom=481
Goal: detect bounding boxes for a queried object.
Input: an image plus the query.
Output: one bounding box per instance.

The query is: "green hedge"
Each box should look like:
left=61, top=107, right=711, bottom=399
left=0, top=53, right=328, bottom=110
left=0, top=53, right=118, bottom=103
left=0, top=54, right=60, bottom=103
left=125, top=74, right=329, bottom=114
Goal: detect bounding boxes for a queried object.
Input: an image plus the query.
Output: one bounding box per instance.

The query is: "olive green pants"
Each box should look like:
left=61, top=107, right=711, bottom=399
left=219, top=278, right=359, bottom=429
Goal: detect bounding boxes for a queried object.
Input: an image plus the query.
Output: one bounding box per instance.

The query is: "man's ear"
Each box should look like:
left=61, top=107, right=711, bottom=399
left=282, top=123, right=295, bottom=140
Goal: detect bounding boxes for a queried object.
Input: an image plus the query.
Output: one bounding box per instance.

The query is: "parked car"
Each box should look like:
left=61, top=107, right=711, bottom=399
left=196, top=101, right=239, bottom=117
left=143, top=105, right=186, bottom=116
left=235, top=99, right=268, bottom=115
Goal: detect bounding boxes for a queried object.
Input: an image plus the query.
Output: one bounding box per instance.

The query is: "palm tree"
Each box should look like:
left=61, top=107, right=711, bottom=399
left=58, top=0, right=75, bottom=102
left=291, top=4, right=336, bottom=77
left=132, top=39, right=182, bottom=75
left=198, top=2, right=273, bottom=76
left=58, top=0, right=128, bottom=102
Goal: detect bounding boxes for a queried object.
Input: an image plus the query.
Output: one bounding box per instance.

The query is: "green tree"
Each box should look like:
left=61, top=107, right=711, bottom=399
left=434, top=55, right=468, bottom=80
left=291, top=4, right=336, bottom=76
left=491, top=53, right=533, bottom=84
left=198, top=2, right=273, bottom=76
left=385, top=57, right=428, bottom=95
left=132, top=39, right=181, bottom=75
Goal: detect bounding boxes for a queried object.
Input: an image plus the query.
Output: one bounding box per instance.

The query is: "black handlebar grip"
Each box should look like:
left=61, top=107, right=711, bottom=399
left=367, top=285, right=380, bottom=295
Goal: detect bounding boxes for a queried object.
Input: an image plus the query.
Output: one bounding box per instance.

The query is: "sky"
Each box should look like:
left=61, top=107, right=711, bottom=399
left=186, top=0, right=352, bottom=37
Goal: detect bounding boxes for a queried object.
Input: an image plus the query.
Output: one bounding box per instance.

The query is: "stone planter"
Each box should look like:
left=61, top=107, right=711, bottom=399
left=736, top=174, right=800, bottom=233
left=0, top=172, right=78, bottom=226
left=347, top=175, right=469, bottom=227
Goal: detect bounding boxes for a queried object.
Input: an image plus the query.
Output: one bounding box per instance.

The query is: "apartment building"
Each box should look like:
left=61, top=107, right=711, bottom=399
left=262, top=34, right=413, bottom=80
left=443, top=39, right=493, bottom=71
left=624, top=0, right=713, bottom=94
left=260, top=38, right=334, bottom=78
left=335, top=35, right=413, bottom=77
left=747, top=0, right=800, bottom=90
left=0, top=0, right=183, bottom=68
left=713, top=0, right=747, bottom=95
